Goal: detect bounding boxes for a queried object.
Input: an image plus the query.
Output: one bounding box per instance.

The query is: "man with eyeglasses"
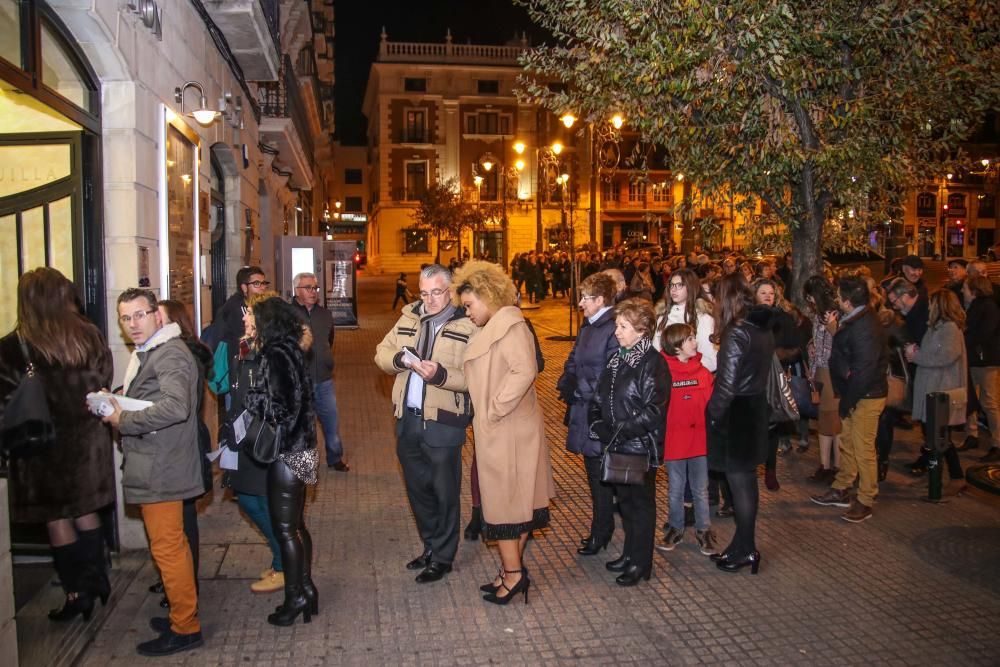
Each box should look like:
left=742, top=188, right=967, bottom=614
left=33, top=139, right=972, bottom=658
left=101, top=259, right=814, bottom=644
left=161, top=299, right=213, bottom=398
left=374, top=264, right=477, bottom=584
left=103, top=288, right=204, bottom=656
left=290, top=272, right=349, bottom=472
left=214, top=266, right=270, bottom=389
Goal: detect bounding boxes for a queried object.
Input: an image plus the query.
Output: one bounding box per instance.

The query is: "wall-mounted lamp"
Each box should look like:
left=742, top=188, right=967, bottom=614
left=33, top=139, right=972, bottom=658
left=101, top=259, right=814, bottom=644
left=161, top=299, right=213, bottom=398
left=174, top=81, right=221, bottom=126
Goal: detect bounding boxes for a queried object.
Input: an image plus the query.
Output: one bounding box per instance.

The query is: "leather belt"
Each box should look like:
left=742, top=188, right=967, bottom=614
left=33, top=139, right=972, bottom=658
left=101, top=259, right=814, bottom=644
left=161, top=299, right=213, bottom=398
left=406, top=406, right=422, bottom=417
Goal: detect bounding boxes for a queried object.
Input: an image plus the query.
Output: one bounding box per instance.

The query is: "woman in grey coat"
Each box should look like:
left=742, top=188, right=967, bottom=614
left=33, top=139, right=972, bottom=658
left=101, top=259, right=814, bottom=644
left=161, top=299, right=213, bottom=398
left=905, top=289, right=966, bottom=485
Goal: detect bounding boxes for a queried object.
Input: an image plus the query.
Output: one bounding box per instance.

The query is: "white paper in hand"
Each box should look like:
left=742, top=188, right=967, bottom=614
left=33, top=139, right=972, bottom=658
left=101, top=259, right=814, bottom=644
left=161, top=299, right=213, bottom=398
left=86, top=391, right=153, bottom=417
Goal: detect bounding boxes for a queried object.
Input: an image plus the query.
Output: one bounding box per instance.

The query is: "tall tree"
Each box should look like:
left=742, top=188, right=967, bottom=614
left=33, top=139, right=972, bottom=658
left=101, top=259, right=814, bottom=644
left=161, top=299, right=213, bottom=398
left=411, top=178, right=493, bottom=261
left=520, top=0, right=1000, bottom=296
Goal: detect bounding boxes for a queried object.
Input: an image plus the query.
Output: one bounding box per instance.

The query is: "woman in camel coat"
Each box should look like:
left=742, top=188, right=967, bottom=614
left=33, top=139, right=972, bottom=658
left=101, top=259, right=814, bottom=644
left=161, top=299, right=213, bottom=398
left=455, top=260, right=554, bottom=606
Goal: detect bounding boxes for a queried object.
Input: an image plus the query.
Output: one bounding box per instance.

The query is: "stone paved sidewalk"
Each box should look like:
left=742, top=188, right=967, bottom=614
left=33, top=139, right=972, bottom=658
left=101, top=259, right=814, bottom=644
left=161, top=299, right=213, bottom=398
left=75, top=273, right=1000, bottom=666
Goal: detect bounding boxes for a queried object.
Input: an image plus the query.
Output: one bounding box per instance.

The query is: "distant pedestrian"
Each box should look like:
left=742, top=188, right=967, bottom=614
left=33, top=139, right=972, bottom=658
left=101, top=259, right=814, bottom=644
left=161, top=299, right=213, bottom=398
left=392, top=272, right=410, bottom=310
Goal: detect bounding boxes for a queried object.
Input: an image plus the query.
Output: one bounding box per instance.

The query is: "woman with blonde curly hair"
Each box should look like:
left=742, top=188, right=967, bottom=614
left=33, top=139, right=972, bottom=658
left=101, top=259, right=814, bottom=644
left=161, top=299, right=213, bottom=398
left=455, top=261, right=554, bottom=605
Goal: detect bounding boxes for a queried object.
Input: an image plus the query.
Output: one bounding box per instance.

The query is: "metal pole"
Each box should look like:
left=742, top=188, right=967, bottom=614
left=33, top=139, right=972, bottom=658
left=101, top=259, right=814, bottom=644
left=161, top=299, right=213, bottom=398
left=923, top=392, right=949, bottom=503
left=589, top=122, right=598, bottom=246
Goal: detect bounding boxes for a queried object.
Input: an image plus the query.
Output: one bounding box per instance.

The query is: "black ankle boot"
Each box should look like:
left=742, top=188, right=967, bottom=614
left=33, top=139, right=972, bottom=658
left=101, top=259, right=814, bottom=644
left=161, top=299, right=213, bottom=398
left=464, top=506, right=482, bottom=541
left=910, top=448, right=930, bottom=475
left=268, top=589, right=311, bottom=626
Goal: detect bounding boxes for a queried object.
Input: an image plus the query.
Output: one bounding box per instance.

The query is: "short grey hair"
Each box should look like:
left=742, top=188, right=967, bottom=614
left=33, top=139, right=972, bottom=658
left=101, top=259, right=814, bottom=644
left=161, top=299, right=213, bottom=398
left=293, top=272, right=317, bottom=288
left=420, top=264, right=452, bottom=285
left=968, top=260, right=988, bottom=277
left=887, top=277, right=918, bottom=299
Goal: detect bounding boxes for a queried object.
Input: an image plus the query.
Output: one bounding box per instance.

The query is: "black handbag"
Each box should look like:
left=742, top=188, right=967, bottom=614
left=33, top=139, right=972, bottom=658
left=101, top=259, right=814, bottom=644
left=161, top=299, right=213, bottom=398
left=245, top=416, right=282, bottom=465
left=0, top=336, right=56, bottom=458
left=767, top=354, right=800, bottom=423
left=600, top=423, right=649, bottom=485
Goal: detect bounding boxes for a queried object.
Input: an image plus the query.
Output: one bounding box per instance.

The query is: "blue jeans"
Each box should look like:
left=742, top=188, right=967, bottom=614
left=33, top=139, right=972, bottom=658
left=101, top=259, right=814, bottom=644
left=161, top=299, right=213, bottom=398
left=667, top=456, right=710, bottom=532
left=315, top=379, right=344, bottom=463
left=237, top=493, right=282, bottom=571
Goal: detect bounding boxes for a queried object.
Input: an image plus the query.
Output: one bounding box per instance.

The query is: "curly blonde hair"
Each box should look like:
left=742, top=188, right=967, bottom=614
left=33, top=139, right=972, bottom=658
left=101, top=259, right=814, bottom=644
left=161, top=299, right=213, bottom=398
left=452, top=260, right=517, bottom=310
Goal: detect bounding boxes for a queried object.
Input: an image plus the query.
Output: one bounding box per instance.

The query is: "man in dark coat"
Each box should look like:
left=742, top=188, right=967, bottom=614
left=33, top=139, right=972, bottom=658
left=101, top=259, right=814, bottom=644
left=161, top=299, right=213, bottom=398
left=214, top=266, right=269, bottom=389
left=960, top=276, right=1000, bottom=462
left=811, top=276, right=887, bottom=523
left=291, top=271, right=349, bottom=471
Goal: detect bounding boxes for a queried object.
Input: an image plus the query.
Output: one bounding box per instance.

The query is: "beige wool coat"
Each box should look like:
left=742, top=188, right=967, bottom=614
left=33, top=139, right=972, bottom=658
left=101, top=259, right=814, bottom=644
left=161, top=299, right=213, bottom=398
left=463, top=306, right=554, bottom=533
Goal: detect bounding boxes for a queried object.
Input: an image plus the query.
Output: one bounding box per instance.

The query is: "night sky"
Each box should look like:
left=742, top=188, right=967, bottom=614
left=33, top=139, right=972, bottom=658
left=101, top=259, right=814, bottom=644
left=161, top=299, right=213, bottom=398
left=334, top=0, right=549, bottom=145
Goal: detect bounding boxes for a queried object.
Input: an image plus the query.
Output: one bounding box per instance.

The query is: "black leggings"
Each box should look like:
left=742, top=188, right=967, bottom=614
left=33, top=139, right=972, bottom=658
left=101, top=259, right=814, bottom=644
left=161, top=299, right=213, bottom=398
left=267, top=459, right=311, bottom=595
left=725, top=470, right=759, bottom=556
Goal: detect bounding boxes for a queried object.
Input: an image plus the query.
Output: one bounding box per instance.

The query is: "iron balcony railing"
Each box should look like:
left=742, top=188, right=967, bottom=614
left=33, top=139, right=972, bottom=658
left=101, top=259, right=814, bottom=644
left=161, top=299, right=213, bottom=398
left=258, top=55, right=314, bottom=159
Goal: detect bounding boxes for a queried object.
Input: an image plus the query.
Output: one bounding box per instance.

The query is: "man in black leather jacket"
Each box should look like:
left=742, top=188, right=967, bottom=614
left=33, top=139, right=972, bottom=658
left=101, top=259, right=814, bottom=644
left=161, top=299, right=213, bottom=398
left=811, top=276, right=888, bottom=523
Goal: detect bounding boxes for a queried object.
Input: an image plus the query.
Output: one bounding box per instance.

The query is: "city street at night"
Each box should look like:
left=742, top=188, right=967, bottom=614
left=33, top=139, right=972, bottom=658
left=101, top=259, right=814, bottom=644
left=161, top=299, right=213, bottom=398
left=61, top=274, right=1000, bottom=666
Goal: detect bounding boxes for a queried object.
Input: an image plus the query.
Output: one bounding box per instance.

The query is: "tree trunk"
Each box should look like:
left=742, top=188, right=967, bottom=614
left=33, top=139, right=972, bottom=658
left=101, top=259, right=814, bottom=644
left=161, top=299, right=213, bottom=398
left=789, top=204, right=824, bottom=307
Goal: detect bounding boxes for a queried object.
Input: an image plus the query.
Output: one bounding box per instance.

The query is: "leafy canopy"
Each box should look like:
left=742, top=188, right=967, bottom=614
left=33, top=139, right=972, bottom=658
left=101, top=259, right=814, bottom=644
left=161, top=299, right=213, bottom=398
left=519, top=0, right=1000, bottom=257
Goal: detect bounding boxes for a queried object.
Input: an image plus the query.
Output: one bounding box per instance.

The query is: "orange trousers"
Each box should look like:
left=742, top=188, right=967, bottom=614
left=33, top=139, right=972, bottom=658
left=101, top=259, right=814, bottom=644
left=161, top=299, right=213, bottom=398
left=141, top=501, right=200, bottom=634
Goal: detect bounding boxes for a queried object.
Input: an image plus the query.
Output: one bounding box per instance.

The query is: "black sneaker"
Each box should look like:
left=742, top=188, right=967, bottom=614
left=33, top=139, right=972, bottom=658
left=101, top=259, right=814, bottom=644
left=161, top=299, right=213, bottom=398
left=655, top=527, right=684, bottom=553
left=696, top=529, right=719, bottom=556
left=956, top=435, right=979, bottom=452
left=136, top=629, right=203, bottom=657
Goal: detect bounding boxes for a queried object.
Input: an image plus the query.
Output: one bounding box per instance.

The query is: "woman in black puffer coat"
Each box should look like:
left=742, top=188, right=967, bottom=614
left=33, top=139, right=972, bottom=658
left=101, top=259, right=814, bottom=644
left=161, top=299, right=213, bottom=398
left=706, top=275, right=774, bottom=575
left=588, top=298, right=669, bottom=587
left=557, top=273, right=620, bottom=556
left=245, top=297, right=318, bottom=626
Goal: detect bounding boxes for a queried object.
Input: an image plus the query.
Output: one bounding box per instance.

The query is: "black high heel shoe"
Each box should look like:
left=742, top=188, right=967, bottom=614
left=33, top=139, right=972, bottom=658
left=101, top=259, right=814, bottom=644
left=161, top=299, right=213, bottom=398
left=615, top=564, right=651, bottom=586
left=480, top=567, right=503, bottom=594
left=605, top=554, right=631, bottom=572
left=577, top=536, right=609, bottom=556
left=483, top=569, right=530, bottom=606
left=716, top=551, right=761, bottom=574
left=48, top=593, right=95, bottom=622
left=267, top=594, right=312, bottom=626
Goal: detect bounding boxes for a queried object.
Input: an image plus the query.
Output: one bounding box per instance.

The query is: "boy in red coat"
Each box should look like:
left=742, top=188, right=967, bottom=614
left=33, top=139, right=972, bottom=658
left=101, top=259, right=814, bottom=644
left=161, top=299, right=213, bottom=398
left=656, top=323, right=719, bottom=556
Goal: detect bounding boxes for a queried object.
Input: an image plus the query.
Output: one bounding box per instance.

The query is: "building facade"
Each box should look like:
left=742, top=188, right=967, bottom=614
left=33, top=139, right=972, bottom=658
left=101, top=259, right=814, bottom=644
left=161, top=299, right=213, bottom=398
left=0, top=0, right=334, bottom=554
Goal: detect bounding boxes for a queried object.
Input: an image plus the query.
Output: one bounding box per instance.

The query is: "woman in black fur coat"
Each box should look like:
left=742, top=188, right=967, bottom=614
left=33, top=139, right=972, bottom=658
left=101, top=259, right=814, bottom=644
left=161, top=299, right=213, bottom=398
left=245, top=297, right=318, bottom=626
left=0, top=268, right=114, bottom=622
left=705, top=274, right=775, bottom=574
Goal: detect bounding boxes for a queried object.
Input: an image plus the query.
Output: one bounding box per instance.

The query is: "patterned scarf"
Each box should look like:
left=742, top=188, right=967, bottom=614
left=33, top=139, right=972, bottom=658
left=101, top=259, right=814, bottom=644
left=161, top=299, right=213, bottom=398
left=610, top=335, right=652, bottom=371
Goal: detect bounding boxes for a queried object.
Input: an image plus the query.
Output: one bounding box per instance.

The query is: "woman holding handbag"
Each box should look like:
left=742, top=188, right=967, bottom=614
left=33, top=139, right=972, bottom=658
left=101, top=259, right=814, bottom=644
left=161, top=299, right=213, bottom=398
left=706, top=274, right=774, bottom=574
left=588, top=298, right=669, bottom=587
left=245, top=297, right=319, bottom=625
left=802, top=276, right=843, bottom=482
left=0, top=267, right=114, bottom=622
left=905, top=289, right=968, bottom=491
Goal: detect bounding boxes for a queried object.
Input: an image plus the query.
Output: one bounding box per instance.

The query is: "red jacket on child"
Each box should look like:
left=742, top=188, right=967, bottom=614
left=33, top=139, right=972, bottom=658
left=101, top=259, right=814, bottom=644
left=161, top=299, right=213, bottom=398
left=662, top=351, right=714, bottom=460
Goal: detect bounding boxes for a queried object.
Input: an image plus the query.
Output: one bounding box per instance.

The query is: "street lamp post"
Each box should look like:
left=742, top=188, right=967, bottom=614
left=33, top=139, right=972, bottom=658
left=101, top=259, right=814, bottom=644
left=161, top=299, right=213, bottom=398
left=478, top=142, right=524, bottom=269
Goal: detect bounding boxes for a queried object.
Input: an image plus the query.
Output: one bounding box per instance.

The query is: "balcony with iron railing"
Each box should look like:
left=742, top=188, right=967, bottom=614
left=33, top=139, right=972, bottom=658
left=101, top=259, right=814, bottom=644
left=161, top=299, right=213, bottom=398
left=257, top=55, right=315, bottom=189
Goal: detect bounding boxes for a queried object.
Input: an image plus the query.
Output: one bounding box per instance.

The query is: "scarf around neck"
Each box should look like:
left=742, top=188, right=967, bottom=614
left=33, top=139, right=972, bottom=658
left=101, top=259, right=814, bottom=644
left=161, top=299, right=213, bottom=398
left=610, top=335, right=651, bottom=371
left=416, top=303, right=456, bottom=359
left=123, top=322, right=182, bottom=395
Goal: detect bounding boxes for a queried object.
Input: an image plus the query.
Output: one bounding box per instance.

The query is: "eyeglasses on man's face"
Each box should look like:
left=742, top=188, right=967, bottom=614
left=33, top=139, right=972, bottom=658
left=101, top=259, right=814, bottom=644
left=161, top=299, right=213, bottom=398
left=119, top=309, right=156, bottom=325
left=579, top=295, right=598, bottom=302
left=245, top=280, right=270, bottom=288
left=296, top=284, right=320, bottom=292
left=420, top=288, right=448, bottom=299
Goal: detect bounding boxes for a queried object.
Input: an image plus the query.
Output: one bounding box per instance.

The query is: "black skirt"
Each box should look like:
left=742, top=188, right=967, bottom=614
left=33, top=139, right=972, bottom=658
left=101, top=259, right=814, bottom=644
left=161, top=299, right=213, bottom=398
left=707, top=392, right=769, bottom=473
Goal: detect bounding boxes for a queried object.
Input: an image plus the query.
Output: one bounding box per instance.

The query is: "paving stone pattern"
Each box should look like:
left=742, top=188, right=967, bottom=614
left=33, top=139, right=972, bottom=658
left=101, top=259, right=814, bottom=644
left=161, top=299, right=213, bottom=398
left=77, top=275, right=1000, bottom=666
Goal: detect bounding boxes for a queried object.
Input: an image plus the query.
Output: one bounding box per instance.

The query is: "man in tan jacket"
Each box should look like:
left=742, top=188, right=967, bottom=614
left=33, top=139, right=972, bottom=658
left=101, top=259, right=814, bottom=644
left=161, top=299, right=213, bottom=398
left=374, top=264, right=477, bottom=584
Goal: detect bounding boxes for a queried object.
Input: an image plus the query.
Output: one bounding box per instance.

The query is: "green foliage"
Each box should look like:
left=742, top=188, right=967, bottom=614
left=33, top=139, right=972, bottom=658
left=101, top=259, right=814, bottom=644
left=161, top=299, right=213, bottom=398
left=410, top=178, right=491, bottom=240
left=519, top=0, right=1000, bottom=278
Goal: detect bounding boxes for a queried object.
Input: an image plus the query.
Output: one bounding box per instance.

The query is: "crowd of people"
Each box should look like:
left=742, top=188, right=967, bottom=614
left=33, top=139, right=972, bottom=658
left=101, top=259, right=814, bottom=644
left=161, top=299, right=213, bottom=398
left=2, top=245, right=998, bottom=655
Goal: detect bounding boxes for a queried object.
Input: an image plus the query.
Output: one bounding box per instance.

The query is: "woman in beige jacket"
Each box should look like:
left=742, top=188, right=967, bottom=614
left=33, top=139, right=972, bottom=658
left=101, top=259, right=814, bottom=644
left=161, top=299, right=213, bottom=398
left=454, top=261, right=554, bottom=606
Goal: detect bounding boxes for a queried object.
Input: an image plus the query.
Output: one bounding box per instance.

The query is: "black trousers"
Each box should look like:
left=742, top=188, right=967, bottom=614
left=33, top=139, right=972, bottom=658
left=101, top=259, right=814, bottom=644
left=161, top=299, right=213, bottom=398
left=583, top=455, right=615, bottom=542
left=267, top=459, right=311, bottom=598
left=614, top=468, right=657, bottom=572
left=396, top=412, right=463, bottom=565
